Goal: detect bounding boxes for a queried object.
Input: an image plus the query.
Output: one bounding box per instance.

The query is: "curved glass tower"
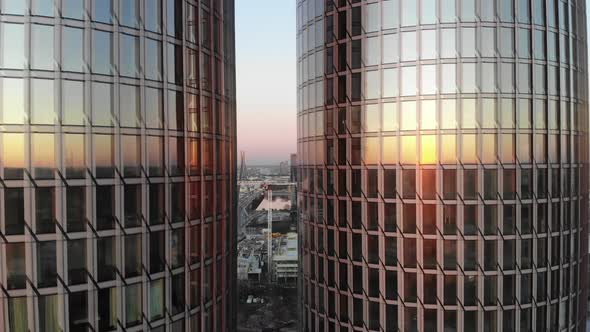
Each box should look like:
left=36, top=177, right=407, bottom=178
left=297, top=0, right=588, bottom=331
left=0, top=0, right=236, bottom=331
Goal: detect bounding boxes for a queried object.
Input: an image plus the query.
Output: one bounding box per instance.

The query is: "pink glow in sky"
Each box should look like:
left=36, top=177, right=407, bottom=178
left=236, top=1, right=297, bottom=165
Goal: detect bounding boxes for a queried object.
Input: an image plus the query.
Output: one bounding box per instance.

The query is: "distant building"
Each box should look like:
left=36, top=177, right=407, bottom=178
left=290, top=153, right=298, bottom=182
left=272, top=233, right=298, bottom=283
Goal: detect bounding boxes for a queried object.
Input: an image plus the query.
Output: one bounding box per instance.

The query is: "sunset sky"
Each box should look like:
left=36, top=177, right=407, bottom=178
left=236, top=1, right=297, bottom=165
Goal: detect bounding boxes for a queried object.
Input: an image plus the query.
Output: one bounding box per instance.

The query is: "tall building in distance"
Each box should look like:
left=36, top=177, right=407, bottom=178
left=0, top=0, right=236, bottom=331
left=297, top=1, right=588, bottom=331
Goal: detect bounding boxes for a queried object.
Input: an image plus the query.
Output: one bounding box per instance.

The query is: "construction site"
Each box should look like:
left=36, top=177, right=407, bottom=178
left=236, top=160, right=299, bottom=331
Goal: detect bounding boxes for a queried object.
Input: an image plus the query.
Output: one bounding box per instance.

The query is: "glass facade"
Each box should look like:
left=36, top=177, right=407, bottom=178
left=0, top=0, right=236, bottom=331
left=297, top=0, right=588, bottom=331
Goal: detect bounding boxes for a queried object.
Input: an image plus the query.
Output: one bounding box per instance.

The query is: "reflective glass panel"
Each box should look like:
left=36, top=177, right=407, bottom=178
left=63, top=27, right=84, bottom=72
left=31, top=24, right=55, bottom=70
left=32, top=133, right=55, bottom=179
left=92, top=82, right=113, bottom=126
left=2, top=23, right=25, bottom=69
left=63, top=0, right=84, bottom=19
left=92, top=30, right=112, bottom=74
left=2, top=78, right=25, bottom=124
left=63, top=80, right=85, bottom=125
left=120, top=85, right=140, bottom=127
left=31, top=79, right=55, bottom=125
left=120, top=34, right=139, bottom=77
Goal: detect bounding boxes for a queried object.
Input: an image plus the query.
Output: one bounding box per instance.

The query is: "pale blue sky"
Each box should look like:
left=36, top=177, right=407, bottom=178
left=236, top=1, right=297, bottom=165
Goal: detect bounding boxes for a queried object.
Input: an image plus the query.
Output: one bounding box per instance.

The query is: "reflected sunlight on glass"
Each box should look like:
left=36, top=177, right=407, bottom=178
left=382, top=136, right=397, bottom=164
left=364, top=137, right=379, bottom=165
left=420, top=135, right=436, bottom=164
left=401, top=136, right=416, bottom=164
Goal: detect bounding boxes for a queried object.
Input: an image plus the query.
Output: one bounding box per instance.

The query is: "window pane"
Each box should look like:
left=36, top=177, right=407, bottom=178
left=2, top=0, right=26, bottom=15
left=2, top=23, right=25, bottom=69
left=122, top=135, right=140, bottom=177
left=480, top=27, right=495, bottom=57
left=168, top=90, right=184, bottom=130
left=148, top=136, right=164, bottom=176
left=383, top=102, right=398, bottom=131
left=401, top=101, right=416, bottom=130
left=145, top=38, right=162, bottom=80
left=37, top=241, right=57, bottom=287
left=63, top=27, right=84, bottom=72
left=146, top=87, right=163, bottom=128
left=401, top=31, right=416, bottom=61
left=35, top=187, right=55, bottom=234
left=441, top=135, right=456, bottom=163
left=63, top=134, right=84, bottom=179
left=145, top=0, right=161, bottom=32
left=98, top=288, right=117, bottom=330
left=120, top=34, right=138, bottom=77
left=31, top=24, right=55, bottom=70
left=2, top=78, right=25, bottom=124
left=125, top=284, right=142, bottom=326
left=95, top=134, right=114, bottom=178
left=38, top=295, right=58, bottom=331
left=401, top=0, right=417, bottom=26
left=92, top=82, right=113, bottom=126
left=382, top=1, right=397, bottom=29
left=97, top=237, right=116, bottom=280
left=461, top=28, right=476, bottom=57
left=63, top=0, right=84, bottom=19
left=401, top=66, right=416, bottom=96
left=93, top=0, right=112, bottom=23
left=421, top=30, right=436, bottom=60
left=5, top=189, right=25, bottom=235
left=92, top=30, right=112, bottom=74
left=461, top=0, right=476, bottom=21
left=66, top=186, right=85, bottom=231
left=421, top=0, right=436, bottom=24
left=440, top=0, right=456, bottom=22
left=441, top=29, right=456, bottom=58
left=120, top=85, right=140, bottom=127
left=421, top=135, right=436, bottom=164
left=125, top=234, right=142, bottom=277
left=31, top=79, right=55, bottom=124
left=32, top=0, right=54, bottom=16
left=421, top=65, right=436, bottom=95
left=401, top=136, right=416, bottom=164
left=364, top=2, right=381, bottom=32
left=481, top=99, right=496, bottom=128
left=364, top=137, right=379, bottom=164
left=3, top=133, right=25, bottom=179
left=461, top=63, right=476, bottom=93
left=96, top=187, right=114, bottom=231
left=63, top=80, right=85, bottom=125
left=8, top=298, right=28, bottom=332
left=68, top=239, right=87, bottom=285
left=441, top=99, right=456, bottom=129
left=441, top=64, right=456, bottom=94
left=33, top=133, right=55, bottom=179
left=500, top=28, right=514, bottom=57
left=365, top=70, right=380, bottom=99
left=421, top=100, right=436, bottom=129
left=120, top=0, right=138, bottom=27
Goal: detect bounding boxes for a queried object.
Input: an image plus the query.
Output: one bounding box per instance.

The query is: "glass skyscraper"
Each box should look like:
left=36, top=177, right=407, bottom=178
left=297, top=0, right=588, bottom=331
left=0, top=0, right=236, bottom=331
